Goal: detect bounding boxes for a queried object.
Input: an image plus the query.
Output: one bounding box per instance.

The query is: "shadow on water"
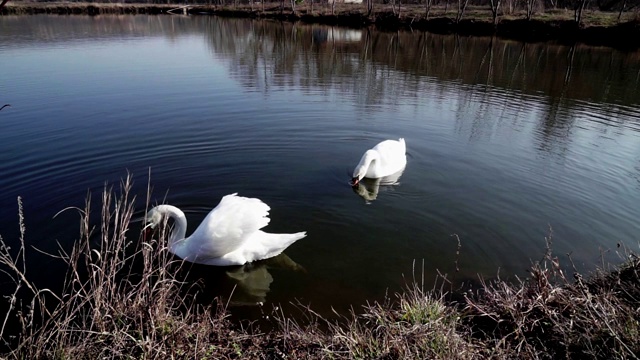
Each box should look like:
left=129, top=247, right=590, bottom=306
left=177, top=252, right=306, bottom=307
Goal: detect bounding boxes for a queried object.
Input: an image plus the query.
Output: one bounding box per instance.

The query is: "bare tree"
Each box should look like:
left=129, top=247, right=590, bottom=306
left=503, top=0, right=515, bottom=14
left=574, top=0, right=587, bottom=24
left=525, top=0, right=536, bottom=20
left=0, top=0, right=9, bottom=9
left=456, top=0, right=470, bottom=22
left=489, top=0, right=501, bottom=24
left=367, top=0, right=373, bottom=16
left=425, top=0, right=434, bottom=19
left=617, top=0, right=627, bottom=21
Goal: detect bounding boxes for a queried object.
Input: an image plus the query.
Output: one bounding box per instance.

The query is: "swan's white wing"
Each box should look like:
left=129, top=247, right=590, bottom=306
left=187, top=193, right=271, bottom=258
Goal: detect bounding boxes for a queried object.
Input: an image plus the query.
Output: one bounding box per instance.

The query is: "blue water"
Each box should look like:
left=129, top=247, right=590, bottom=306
left=1, top=15, right=639, bottom=318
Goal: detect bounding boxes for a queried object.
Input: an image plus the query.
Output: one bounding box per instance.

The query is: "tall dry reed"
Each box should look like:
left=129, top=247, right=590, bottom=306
left=0, top=176, right=235, bottom=358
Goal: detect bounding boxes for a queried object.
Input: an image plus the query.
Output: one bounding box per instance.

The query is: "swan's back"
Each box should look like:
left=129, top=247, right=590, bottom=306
left=373, top=138, right=405, bottom=157
left=368, top=138, right=407, bottom=177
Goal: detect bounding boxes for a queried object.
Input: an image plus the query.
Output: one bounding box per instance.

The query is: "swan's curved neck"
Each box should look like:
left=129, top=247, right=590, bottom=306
left=354, top=150, right=378, bottom=178
left=155, top=205, right=188, bottom=249
left=362, top=151, right=377, bottom=168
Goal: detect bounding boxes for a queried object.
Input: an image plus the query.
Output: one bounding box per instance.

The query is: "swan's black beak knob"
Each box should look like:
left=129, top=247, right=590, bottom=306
left=350, top=177, right=360, bottom=187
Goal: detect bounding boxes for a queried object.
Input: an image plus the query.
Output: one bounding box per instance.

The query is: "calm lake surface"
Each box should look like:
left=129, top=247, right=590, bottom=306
left=1, top=15, right=639, bottom=319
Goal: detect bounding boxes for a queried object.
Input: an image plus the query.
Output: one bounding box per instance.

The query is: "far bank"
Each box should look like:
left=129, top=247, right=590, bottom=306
left=2, top=1, right=640, bottom=50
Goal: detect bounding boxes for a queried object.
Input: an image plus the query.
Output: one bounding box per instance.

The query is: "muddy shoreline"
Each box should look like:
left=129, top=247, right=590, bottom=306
left=3, top=2, right=640, bottom=50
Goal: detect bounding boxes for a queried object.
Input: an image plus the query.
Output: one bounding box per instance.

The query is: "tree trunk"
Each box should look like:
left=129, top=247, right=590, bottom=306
left=525, top=0, right=534, bottom=20
left=617, top=0, right=627, bottom=22
left=574, top=0, right=586, bottom=25
left=456, top=0, right=469, bottom=23
left=425, top=0, right=433, bottom=19
left=490, top=0, right=501, bottom=25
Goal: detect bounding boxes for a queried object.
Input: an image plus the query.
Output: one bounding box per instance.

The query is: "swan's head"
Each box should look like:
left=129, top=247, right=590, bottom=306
left=352, top=150, right=376, bottom=187
left=143, top=207, right=164, bottom=230
left=351, top=166, right=366, bottom=187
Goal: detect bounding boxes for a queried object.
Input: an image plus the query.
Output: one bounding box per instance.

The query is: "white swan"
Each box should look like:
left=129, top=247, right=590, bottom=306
left=144, top=193, right=306, bottom=266
left=351, top=138, right=407, bottom=186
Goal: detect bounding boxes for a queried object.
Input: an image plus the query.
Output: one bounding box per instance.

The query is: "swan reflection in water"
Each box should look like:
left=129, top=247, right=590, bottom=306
left=352, top=167, right=405, bottom=203
left=184, top=253, right=305, bottom=306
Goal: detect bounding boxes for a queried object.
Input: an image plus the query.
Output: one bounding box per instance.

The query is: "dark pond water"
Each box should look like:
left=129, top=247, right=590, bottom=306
left=1, top=15, right=639, bottom=320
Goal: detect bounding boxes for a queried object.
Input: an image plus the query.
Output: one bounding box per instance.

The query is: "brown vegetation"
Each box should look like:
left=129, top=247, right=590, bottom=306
left=2, top=0, right=640, bottom=49
left=0, top=176, right=638, bottom=358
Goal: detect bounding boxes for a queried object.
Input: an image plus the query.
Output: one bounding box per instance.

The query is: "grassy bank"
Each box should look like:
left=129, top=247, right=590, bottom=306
left=0, top=178, right=638, bottom=358
left=2, top=1, right=640, bottom=49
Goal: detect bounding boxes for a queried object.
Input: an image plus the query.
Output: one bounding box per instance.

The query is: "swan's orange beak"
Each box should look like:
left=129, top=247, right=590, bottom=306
left=351, top=177, right=360, bottom=187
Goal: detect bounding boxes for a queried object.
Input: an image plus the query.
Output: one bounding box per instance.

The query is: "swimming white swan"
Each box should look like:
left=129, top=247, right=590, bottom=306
left=144, top=193, right=307, bottom=266
left=351, top=138, right=407, bottom=186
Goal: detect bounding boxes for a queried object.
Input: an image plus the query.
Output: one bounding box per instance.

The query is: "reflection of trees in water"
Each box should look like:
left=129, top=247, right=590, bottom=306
left=203, top=17, right=639, bottom=102
left=202, top=16, right=640, bottom=154
left=535, top=45, right=576, bottom=160
left=2, top=15, right=205, bottom=45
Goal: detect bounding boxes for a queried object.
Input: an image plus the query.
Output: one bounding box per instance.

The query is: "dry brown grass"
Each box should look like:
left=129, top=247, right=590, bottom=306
left=464, top=234, right=640, bottom=359
left=0, top=176, right=240, bottom=358
left=1, top=176, right=638, bottom=359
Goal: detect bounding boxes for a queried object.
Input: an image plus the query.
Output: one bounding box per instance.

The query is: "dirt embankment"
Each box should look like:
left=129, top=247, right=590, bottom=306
left=3, top=2, right=640, bottom=50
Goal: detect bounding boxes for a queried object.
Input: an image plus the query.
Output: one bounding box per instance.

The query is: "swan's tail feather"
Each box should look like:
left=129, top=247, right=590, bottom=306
left=253, top=231, right=306, bottom=262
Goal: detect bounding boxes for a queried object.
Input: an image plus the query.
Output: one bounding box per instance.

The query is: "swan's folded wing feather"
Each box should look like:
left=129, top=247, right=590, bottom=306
left=188, top=193, right=271, bottom=258
left=373, top=139, right=407, bottom=169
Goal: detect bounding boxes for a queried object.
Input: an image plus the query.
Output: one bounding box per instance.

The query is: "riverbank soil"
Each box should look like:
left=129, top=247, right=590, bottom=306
left=2, top=2, right=640, bottom=49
